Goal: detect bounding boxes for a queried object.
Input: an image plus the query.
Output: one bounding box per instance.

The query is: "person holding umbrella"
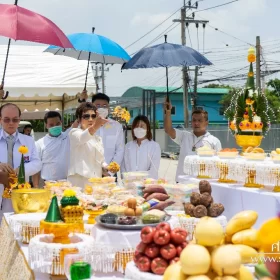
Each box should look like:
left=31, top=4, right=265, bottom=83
left=164, top=98, right=222, bottom=182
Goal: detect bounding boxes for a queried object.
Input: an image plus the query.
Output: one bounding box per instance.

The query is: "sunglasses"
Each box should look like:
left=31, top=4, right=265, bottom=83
left=82, top=114, right=96, bottom=120
left=3, top=118, right=20, bottom=123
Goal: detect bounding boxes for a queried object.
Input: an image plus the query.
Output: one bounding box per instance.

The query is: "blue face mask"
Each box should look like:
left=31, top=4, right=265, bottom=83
left=49, top=125, right=62, bottom=137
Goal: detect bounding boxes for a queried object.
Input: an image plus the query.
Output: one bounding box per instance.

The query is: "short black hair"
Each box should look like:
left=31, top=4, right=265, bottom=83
left=44, top=111, right=62, bottom=124
left=0, top=103, right=21, bottom=117
left=23, top=124, right=32, bottom=130
left=192, top=109, right=208, bottom=121
left=92, top=93, right=110, bottom=103
left=76, top=102, right=97, bottom=119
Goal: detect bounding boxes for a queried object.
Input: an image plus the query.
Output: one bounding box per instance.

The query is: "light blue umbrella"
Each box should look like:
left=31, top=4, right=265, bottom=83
left=44, top=28, right=130, bottom=90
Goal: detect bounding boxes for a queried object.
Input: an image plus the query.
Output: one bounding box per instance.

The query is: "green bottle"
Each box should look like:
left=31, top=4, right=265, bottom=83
left=70, top=262, right=91, bottom=280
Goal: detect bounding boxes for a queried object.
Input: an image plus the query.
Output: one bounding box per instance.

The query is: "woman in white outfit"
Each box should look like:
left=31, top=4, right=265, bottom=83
left=122, top=115, right=161, bottom=179
left=68, top=103, right=108, bottom=189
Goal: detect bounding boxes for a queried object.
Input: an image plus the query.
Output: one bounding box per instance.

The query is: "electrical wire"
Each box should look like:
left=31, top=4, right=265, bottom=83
left=191, top=0, right=239, bottom=14
left=196, top=24, right=199, bottom=51
left=186, top=25, right=193, bottom=47
left=124, top=6, right=182, bottom=50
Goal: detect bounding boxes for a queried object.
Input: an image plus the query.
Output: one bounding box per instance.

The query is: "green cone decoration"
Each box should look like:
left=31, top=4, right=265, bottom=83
left=17, top=154, right=25, bottom=185
left=246, top=62, right=255, bottom=90
left=60, top=196, right=79, bottom=208
left=45, top=195, right=63, bottom=222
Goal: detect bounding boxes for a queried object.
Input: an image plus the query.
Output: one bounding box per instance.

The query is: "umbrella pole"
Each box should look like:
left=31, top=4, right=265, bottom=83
left=84, top=52, right=91, bottom=91
left=0, top=38, right=12, bottom=99
left=166, top=67, right=170, bottom=108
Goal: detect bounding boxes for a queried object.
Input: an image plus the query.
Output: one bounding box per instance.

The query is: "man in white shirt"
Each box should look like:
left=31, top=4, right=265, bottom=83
left=164, top=99, right=222, bottom=182
left=33, top=111, right=75, bottom=187
left=0, top=103, right=42, bottom=217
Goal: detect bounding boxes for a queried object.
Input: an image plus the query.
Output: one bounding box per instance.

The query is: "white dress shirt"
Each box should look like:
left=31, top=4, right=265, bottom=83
left=95, top=118, right=124, bottom=166
left=172, top=129, right=222, bottom=182
left=0, top=128, right=42, bottom=214
left=68, top=128, right=105, bottom=179
left=36, top=130, right=70, bottom=181
left=121, top=139, right=161, bottom=179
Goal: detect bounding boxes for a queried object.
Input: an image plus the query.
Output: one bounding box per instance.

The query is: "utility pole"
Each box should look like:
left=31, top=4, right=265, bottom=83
left=181, top=2, right=189, bottom=128
left=193, top=66, right=199, bottom=110
left=256, top=36, right=261, bottom=91
left=173, top=1, right=209, bottom=127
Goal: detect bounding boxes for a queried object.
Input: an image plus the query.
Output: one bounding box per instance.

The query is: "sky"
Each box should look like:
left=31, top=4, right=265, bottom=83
left=0, top=0, right=279, bottom=97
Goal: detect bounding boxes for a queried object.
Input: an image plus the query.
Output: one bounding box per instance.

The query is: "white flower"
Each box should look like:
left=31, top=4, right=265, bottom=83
left=254, top=90, right=259, bottom=96
left=253, top=115, right=261, bottom=122
left=248, top=89, right=254, bottom=97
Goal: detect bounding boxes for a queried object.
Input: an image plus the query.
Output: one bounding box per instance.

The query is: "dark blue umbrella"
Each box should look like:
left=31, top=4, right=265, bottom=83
left=122, top=35, right=212, bottom=100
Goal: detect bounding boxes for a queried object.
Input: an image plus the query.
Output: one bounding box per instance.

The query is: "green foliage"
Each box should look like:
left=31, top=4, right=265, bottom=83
left=29, top=120, right=44, bottom=132
left=267, top=78, right=280, bottom=95
left=224, top=88, right=272, bottom=135
left=203, top=83, right=232, bottom=89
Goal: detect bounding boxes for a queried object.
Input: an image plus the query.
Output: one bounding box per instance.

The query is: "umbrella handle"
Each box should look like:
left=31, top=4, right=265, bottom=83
left=84, top=52, right=91, bottom=91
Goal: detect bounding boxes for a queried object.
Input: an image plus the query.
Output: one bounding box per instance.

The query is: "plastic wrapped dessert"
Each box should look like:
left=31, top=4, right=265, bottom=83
left=40, top=191, right=84, bottom=244
left=196, top=145, right=215, bottom=156
left=243, top=146, right=266, bottom=161
left=217, top=148, right=239, bottom=159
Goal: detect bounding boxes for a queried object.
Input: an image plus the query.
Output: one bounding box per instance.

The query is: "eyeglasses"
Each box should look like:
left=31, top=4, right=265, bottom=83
left=3, top=118, right=20, bottom=123
left=82, top=114, right=96, bottom=120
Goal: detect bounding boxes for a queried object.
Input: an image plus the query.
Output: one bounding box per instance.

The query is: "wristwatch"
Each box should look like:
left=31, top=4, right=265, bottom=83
left=78, top=98, right=86, bottom=103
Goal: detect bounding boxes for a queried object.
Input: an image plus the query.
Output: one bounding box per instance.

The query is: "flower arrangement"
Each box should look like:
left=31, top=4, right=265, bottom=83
left=111, top=106, right=131, bottom=124
left=225, top=47, right=273, bottom=137
left=2, top=145, right=31, bottom=199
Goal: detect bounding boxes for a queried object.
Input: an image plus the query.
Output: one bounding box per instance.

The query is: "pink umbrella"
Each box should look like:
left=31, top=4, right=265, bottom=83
left=0, top=0, right=73, bottom=99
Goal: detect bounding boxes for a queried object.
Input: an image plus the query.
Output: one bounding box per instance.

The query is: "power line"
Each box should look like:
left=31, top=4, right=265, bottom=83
left=124, top=6, right=182, bottom=50
left=190, top=0, right=239, bottom=14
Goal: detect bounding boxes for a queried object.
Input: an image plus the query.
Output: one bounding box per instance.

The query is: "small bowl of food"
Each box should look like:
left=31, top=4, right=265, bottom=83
left=196, top=146, right=215, bottom=157
left=217, top=148, right=239, bottom=159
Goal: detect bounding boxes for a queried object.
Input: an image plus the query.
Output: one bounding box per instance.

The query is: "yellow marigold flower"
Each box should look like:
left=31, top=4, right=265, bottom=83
left=24, top=182, right=31, bottom=189
left=18, top=145, right=28, bottom=154
left=63, top=189, right=76, bottom=197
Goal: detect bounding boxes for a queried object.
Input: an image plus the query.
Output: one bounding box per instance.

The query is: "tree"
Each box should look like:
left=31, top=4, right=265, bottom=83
left=203, top=83, right=232, bottom=89
left=267, top=79, right=280, bottom=95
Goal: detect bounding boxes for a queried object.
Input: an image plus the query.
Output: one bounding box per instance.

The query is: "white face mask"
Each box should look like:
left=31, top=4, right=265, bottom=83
left=97, top=108, right=109, bottom=118
left=134, top=127, right=147, bottom=139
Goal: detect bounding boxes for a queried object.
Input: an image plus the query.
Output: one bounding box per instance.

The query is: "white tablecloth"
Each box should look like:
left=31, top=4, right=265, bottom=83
left=4, top=213, right=125, bottom=280
left=210, top=181, right=280, bottom=228
left=91, top=216, right=179, bottom=250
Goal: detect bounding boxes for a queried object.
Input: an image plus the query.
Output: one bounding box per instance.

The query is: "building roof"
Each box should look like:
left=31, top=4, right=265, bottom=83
left=122, top=86, right=230, bottom=97
left=0, top=44, right=95, bottom=97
